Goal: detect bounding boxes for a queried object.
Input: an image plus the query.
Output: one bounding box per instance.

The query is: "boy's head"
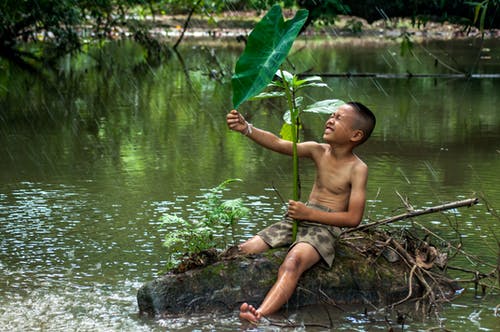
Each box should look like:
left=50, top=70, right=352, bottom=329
left=346, top=101, right=376, bottom=145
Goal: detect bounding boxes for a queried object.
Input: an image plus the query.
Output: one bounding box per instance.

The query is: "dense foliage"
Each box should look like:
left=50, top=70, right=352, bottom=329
left=0, top=0, right=498, bottom=69
left=0, top=0, right=81, bottom=68
left=0, top=0, right=232, bottom=69
left=1, top=0, right=124, bottom=68
left=341, top=0, right=497, bottom=26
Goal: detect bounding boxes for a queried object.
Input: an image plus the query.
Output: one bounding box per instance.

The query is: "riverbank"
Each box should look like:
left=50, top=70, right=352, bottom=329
left=135, top=11, right=499, bottom=42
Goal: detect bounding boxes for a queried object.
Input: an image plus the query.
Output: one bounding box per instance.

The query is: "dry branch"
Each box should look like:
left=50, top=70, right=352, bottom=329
left=344, top=197, right=479, bottom=234
left=338, top=197, right=480, bottom=310
left=300, top=73, right=500, bottom=79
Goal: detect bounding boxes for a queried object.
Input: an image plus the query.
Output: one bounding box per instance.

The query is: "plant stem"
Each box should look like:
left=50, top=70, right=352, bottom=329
left=291, top=124, right=299, bottom=241
left=280, top=69, right=300, bottom=241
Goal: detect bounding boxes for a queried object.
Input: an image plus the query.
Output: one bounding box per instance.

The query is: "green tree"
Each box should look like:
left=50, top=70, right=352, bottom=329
left=0, top=0, right=229, bottom=69
left=1, top=0, right=498, bottom=70
left=297, top=0, right=350, bottom=29
left=298, top=0, right=499, bottom=30
left=0, top=0, right=82, bottom=69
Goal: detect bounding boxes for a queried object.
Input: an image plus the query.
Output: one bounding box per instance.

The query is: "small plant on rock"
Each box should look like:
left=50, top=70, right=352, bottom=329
left=161, top=179, right=249, bottom=270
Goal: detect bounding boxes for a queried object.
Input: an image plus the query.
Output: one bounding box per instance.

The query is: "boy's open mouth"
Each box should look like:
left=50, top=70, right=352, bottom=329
left=325, top=126, right=334, bottom=133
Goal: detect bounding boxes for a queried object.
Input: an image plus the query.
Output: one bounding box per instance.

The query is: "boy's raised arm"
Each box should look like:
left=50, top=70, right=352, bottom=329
left=226, top=110, right=295, bottom=155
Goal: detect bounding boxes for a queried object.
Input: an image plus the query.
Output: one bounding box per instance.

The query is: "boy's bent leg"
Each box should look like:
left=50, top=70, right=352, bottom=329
left=239, top=235, right=270, bottom=254
left=239, top=242, right=321, bottom=323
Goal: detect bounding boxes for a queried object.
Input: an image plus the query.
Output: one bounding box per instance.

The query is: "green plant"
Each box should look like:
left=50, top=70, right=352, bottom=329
left=400, top=31, right=413, bottom=56
left=467, top=0, right=494, bottom=34
left=345, top=18, right=363, bottom=34
left=297, top=0, right=350, bottom=28
left=231, top=5, right=308, bottom=110
left=160, top=179, right=249, bottom=270
left=251, top=70, right=344, bottom=239
left=231, top=5, right=343, bottom=240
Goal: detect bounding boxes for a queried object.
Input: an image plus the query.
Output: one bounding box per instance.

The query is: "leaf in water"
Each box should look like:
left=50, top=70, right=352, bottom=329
left=231, top=5, right=308, bottom=109
left=303, top=99, right=345, bottom=114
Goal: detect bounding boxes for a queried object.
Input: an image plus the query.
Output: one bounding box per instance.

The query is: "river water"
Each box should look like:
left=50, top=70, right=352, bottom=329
left=0, top=37, right=499, bottom=331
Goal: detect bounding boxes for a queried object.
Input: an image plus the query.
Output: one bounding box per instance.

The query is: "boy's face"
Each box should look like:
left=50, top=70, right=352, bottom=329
left=323, top=104, right=361, bottom=144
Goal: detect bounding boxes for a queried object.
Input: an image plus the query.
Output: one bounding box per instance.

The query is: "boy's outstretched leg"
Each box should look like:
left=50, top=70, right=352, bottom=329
left=239, top=242, right=321, bottom=323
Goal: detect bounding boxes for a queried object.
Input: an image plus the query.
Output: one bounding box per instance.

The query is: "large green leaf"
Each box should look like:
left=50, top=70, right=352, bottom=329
left=231, top=5, right=308, bottom=109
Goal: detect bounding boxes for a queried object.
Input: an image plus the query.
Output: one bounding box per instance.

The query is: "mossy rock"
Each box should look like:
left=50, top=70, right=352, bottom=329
left=137, top=231, right=460, bottom=316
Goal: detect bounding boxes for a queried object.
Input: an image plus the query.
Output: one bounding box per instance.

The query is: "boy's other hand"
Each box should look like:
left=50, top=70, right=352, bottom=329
left=287, top=200, right=309, bottom=220
left=226, top=110, right=248, bottom=134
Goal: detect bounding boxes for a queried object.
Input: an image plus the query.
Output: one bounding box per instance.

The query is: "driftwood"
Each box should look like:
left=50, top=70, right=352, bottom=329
left=346, top=197, right=479, bottom=233
left=137, top=198, right=480, bottom=318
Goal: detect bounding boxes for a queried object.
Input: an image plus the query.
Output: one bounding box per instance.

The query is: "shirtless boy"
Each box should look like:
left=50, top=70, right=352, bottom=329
left=226, top=102, right=376, bottom=323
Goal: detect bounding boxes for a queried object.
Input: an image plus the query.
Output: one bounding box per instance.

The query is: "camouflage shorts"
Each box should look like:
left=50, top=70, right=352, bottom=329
left=257, top=202, right=342, bottom=267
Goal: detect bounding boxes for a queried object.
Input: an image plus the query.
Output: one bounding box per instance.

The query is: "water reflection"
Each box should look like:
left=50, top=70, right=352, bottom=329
left=0, top=38, right=499, bottom=330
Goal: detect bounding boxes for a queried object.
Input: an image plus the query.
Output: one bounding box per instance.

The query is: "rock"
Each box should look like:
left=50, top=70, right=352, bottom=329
left=137, top=231, right=461, bottom=316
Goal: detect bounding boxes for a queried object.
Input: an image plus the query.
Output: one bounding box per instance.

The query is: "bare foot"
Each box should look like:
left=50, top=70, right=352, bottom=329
left=239, top=303, right=261, bottom=323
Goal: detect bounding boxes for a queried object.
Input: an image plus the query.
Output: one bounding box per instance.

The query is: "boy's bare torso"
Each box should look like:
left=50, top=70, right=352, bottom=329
left=306, top=143, right=365, bottom=213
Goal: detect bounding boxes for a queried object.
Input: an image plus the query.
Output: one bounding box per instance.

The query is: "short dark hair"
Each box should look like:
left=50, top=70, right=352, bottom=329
left=346, top=101, right=376, bottom=145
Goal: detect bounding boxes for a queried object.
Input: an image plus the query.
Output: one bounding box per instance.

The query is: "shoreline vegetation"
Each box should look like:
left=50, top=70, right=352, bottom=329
left=3, top=9, right=498, bottom=73
left=108, top=12, right=498, bottom=79
left=107, top=12, right=499, bottom=42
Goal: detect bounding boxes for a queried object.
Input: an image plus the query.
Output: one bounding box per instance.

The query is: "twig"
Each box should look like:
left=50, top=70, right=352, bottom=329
left=344, top=198, right=479, bottom=234
left=420, top=268, right=452, bottom=302
left=173, top=0, right=202, bottom=50
left=323, top=305, right=334, bottom=329
left=396, top=190, right=414, bottom=211
left=359, top=294, right=380, bottom=311
left=271, top=183, right=288, bottom=209
left=389, top=238, right=436, bottom=300
left=391, top=264, right=418, bottom=307
left=317, top=288, right=345, bottom=311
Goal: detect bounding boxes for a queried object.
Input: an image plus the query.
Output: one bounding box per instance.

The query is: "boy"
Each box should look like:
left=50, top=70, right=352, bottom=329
left=226, top=102, right=376, bottom=323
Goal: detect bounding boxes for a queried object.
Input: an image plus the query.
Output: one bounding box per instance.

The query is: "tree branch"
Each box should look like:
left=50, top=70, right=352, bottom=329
left=344, top=197, right=479, bottom=234
left=173, top=0, right=202, bottom=50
